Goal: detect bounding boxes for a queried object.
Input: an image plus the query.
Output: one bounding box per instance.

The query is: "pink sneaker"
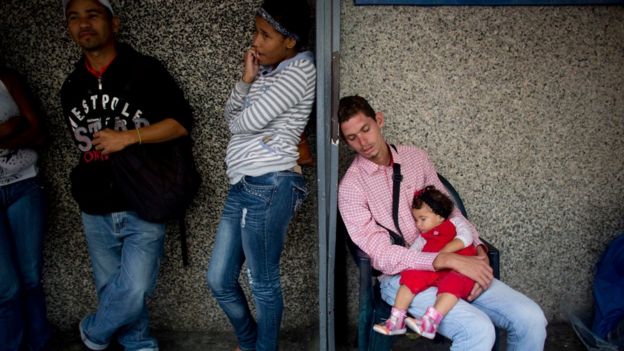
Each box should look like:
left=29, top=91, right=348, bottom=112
left=373, top=308, right=407, bottom=335
left=405, top=306, right=443, bottom=339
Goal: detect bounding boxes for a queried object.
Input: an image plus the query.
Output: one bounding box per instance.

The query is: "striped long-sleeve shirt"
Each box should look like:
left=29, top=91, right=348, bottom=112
left=224, top=51, right=316, bottom=184
left=338, top=144, right=481, bottom=276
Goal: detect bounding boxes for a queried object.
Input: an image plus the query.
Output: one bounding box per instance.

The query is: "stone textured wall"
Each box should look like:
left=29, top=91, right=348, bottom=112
left=0, top=0, right=319, bottom=333
left=339, top=0, right=624, bottom=324
left=2, top=0, right=623, bottom=339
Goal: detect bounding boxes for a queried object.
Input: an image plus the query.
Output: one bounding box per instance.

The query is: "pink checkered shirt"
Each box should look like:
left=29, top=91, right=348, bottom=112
left=338, top=144, right=481, bottom=275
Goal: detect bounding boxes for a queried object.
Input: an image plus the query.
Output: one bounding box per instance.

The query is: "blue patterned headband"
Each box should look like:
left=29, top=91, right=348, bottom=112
left=256, top=8, right=301, bottom=42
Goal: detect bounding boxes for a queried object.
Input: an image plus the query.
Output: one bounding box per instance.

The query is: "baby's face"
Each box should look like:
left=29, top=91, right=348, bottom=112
left=412, top=204, right=445, bottom=233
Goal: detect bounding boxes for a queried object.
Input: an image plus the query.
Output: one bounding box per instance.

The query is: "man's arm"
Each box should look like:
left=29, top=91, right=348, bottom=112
left=465, top=245, right=491, bottom=300
left=439, top=218, right=491, bottom=299
left=339, top=170, right=438, bottom=275
left=437, top=238, right=491, bottom=300
left=92, top=118, right=188, bottom=155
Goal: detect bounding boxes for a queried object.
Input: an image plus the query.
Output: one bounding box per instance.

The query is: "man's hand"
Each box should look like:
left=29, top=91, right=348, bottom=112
left=434, top=252, right=494, bottom=292
left=467, top=283, right=484, bottom=301
left=466, top=244, right=492, bottom=301
left=93, top=129, right=135, bottom=155
left=476, top=244, right=490, bottom=265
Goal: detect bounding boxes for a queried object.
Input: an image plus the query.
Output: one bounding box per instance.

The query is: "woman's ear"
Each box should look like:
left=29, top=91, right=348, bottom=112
left=285, top=37, right=297, bottom=50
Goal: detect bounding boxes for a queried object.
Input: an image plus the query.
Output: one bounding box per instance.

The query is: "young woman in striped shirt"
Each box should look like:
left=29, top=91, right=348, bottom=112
left=206, top=1, right=316, bottom=350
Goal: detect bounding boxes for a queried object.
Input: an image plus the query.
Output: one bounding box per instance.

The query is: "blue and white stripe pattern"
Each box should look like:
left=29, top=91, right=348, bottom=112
left=224, top=51, right=316, bottom=184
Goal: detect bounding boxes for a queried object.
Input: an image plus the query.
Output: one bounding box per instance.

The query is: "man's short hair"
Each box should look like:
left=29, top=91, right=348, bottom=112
left=338, top=95, right=376, bottom=125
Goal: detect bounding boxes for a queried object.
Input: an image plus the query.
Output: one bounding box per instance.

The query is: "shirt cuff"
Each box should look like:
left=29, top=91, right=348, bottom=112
left=235, top=80, right=251, bottom=94
left=407, top=251, right=437, bottom=271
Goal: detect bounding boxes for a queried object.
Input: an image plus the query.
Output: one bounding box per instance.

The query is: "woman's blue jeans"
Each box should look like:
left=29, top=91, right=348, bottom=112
left=207, top=171, right=307, bottom=351
left=80, top=211, right=165, bottom=351
left=0, top=177, right=52, bottom=351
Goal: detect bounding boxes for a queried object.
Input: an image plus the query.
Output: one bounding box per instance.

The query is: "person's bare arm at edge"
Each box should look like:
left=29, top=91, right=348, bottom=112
left=433, top=245, right=493, bottom=299
left=93, top=118, right=188, bottom=155
left=0, top=72, right=45, bottom=149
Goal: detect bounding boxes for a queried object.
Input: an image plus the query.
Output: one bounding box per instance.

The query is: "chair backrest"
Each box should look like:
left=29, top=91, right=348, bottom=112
left=437, top=173, right=468, bottom=218
left=339, top=207, right=373, bottom=270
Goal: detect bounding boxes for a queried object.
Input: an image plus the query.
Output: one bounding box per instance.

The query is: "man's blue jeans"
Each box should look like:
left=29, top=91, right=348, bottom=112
left=381, top=276, right=548, bottom=351
left=207, top=171, right=307, bottom=351
left=0, top=177, right=51, bottom=351
left=80, top=211, right=165, bottom=351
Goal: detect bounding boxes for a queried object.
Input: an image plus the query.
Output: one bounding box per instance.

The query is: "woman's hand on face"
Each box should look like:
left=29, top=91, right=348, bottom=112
left=242, top=49, right=259, bottom=84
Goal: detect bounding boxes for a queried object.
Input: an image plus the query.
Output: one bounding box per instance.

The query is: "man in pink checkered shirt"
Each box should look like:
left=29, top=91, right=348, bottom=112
left=338, top=95, right=547, bottom=350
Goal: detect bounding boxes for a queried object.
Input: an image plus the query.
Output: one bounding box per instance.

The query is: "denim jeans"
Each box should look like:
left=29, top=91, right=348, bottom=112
left=80, top=211, right=165, bottom=351
left=0, top=177, right=52, bottom=351
left=207, top=171, right=307, bottom=351
left=381, top=276, right=548, bottom=351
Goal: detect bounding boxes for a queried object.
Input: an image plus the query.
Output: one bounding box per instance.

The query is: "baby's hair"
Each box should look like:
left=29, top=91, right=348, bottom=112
left=412, top=185, right=454, bottom=219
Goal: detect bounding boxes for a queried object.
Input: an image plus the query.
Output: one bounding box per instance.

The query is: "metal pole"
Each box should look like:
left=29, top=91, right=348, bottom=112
left=317, top=0, right=340, bottom=350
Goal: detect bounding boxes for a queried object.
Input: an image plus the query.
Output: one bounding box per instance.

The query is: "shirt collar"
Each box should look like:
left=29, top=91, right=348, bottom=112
left=356, top=143, right=398, bottom=175
left=84, top=54, right=116, bottom=78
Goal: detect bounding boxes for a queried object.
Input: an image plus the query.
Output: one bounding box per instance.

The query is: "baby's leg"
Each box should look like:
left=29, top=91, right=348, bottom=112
left=406, top=304, right=447, bottom=339
left=395, top=284, right=416, bottom=310
left=433, top=292, right=459, bottom=316
left=406, top=272, right=463, bottom=339
left=374, top=270, right=436, bottom=336
left=373, top=285, right=414, bottom=335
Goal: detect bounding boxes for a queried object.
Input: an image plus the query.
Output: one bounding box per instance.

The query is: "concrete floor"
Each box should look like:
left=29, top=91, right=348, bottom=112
left=51, top=322, right=586, bottom=350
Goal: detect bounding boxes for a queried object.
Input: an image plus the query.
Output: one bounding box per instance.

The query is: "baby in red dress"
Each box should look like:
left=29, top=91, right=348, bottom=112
left=374, top=185, right=477, bottom=339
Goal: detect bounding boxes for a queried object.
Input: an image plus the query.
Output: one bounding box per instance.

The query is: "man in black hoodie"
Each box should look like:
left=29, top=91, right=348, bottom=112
left=60, top=1, right=192, bottom=350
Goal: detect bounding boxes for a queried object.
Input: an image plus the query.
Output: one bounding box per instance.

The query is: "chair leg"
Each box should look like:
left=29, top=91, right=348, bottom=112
left=369, top=285, right=394, bottom=351
left=357, top=260, right=374, bottom=351
left=358, top=302, right=373, bottom=351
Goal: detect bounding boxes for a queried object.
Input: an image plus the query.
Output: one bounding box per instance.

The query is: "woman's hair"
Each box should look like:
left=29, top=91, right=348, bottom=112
left=412, top=185, right=454, bottom=219
left=260, top=0, right=311, bottom=49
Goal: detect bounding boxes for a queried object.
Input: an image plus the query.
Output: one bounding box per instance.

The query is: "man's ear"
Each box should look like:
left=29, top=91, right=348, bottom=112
left=375, top=112, right=385, bottom=128
left=112, top=16, right=121, bottom=34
